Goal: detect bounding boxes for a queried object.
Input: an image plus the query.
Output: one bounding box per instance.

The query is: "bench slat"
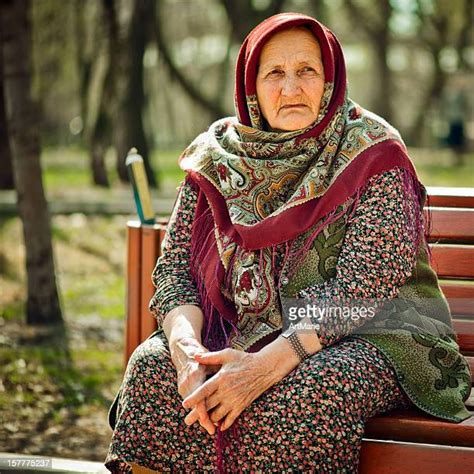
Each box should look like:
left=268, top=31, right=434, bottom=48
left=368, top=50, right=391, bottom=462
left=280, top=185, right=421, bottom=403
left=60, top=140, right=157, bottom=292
left=359, top=439, right=474, bottom=473
left=453, top=320, right=474, bottom=354
left=430, top=245, right=474, bottom=279
left=140, top=225, right=163, bottom=341
left=364, top=405, right=474, bottom=447
left=466, top=357, right=474, bottom=385
left=426, top=186, right=474, bottom=208
left=426, top=208, right=474, bottom=243
left=441, top=281, right=474, bottom=317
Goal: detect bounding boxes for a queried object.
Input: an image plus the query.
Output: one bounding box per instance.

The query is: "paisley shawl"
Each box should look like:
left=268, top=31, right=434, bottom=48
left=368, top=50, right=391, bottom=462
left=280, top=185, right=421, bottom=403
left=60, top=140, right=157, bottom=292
left=179, top=12, right=421, bottom=349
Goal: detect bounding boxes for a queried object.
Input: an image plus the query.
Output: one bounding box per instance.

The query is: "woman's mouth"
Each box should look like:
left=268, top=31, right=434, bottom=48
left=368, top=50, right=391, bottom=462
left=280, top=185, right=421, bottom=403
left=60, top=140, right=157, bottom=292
left=280, top=104, right=307, bottom=110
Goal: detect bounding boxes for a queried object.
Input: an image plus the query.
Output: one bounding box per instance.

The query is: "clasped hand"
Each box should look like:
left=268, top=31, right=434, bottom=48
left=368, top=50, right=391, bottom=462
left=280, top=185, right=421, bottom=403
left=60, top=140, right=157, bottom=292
left=181, top=348, right=279, bottom=434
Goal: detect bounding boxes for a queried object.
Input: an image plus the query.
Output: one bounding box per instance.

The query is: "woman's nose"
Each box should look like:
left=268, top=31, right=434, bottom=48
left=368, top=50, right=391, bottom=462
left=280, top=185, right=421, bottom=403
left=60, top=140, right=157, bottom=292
left=281, top=74, right=302, bottom=96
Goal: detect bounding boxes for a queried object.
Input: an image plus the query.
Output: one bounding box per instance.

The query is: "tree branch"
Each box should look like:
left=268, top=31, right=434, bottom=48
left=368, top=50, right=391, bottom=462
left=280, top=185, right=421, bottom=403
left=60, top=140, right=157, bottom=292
left=153, top=2, right=226, bottom=120
left=344, top=0, right=380, bottom=38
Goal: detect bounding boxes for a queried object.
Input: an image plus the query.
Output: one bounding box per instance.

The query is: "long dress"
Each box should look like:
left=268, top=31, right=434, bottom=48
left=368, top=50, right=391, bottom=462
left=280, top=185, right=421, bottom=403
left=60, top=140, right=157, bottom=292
left=105, top=168, right=416, bottom=473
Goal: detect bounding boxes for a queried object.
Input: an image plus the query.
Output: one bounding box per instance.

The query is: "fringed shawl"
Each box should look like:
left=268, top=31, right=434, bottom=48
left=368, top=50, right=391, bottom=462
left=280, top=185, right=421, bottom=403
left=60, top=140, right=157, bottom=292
left=179, top=12, right=424, bottom=352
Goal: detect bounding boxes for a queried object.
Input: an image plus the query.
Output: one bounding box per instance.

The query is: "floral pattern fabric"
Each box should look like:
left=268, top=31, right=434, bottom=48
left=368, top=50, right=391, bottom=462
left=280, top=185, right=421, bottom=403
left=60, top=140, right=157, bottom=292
left=105, top=330, right=412, bottom=473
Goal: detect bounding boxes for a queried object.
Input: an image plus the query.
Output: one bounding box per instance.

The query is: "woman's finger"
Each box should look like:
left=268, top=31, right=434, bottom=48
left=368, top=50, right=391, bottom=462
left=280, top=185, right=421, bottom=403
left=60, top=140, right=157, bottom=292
left=194, top=349, right=234, bottom=365
left=205, top=392, right=220, bottom=410
left=196, top=401, right=216, bottom=435
left=209, top=403, right=229, bottom=424
left=221, top=409, right=239, bottom=431
left=184, top=407, right=200, bottom=426
left=182, top=378, right=217, bottom=408
left=184, top=401, right=216, bottom=435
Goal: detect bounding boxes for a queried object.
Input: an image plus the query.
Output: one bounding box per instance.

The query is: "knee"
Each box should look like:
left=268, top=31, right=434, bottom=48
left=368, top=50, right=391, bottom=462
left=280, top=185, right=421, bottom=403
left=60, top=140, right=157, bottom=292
left=125, top=335, right=172, bottom=384
left=305, top=361, right=357, bottom=415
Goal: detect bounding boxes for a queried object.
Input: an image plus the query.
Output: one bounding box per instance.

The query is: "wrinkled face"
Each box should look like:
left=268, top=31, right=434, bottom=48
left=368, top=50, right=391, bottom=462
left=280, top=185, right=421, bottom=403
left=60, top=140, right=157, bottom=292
left=256, top=28, right=325, bottom=132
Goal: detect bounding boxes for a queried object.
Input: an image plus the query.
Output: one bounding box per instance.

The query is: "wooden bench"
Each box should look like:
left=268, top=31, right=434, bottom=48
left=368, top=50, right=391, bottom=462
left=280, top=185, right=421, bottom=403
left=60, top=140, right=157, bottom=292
left=123, top=186, right=474, bottom=473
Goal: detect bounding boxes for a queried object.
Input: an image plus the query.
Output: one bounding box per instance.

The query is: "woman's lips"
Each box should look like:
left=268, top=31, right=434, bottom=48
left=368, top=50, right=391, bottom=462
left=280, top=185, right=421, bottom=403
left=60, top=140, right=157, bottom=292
left=280, top=104, right=307, bottom=110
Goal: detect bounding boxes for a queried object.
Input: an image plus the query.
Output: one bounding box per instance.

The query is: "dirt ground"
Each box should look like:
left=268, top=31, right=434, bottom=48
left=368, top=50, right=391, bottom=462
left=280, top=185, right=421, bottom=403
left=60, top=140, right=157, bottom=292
left=0, top=215, right=128, bottom=463
left=0, top=316, right=123, bottom=463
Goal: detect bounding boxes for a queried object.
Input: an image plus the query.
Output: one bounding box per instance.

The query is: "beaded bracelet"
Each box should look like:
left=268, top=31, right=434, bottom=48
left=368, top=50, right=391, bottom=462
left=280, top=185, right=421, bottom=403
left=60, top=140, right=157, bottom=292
left=286, top=331, right=312, bottom=362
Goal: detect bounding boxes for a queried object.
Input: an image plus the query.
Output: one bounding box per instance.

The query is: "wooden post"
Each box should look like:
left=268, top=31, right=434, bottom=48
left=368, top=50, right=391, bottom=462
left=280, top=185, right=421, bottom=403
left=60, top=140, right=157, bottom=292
left=140, top=224, right=161, bottom=341
left=125, top=221, right=142, bottom=364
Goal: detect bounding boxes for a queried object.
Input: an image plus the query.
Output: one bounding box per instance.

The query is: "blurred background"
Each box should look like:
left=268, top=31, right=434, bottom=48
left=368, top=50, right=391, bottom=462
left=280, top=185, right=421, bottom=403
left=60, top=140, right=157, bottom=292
left=0, top=0, right=473, bottom=464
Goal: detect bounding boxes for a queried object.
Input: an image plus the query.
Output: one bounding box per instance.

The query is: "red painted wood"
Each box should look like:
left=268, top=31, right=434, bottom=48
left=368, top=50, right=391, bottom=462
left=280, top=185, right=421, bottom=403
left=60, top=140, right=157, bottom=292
left=125, top=222, right=142, bottom=366
left=139, top=224, right=162, bottom=342
left=453, top=320, right=474, bottom=353
left=441, top=281, right=474, bottom=316
left=359, top=439, right=474, bottom=473
left=426, top=186, right=474, bottom=208
left=430, top=245, right=474, bottom=279
left=364, top=407, right=474, bottom=447
left=426, top=207, right=474, bottom=243
left=467, top=357, right=474, bottom=384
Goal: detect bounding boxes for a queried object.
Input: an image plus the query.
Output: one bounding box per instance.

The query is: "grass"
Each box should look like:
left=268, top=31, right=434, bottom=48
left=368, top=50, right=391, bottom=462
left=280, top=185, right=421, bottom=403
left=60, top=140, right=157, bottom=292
left=409, top=148, right=474, bottom=187
left=42, top=146, right=186, bottom=192
left=40, top=146, right=474, bottom=191
left=0, top=213, right=126, bottom=459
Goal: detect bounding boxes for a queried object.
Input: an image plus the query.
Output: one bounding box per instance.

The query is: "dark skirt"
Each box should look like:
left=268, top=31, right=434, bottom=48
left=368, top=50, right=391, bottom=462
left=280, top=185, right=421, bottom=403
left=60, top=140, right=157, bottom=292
left=105, top=330, right=412, bottom=473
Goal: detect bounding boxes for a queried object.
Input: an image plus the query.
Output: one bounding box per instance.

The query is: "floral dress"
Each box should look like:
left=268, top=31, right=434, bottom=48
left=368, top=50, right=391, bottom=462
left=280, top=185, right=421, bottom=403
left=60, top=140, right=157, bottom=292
left=105, top=168, right=416, bottom=473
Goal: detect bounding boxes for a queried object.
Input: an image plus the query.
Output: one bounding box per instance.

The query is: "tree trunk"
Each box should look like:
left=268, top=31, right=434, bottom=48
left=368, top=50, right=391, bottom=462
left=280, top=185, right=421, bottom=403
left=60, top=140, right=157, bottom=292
left=372, top=35, right=393, bottom=122
left=73, top=0, right=92, bottom=140
left=373, top=0, right=393, bottom=122
left=221, top=0, right=286, bottom=43
left=408, top=47, right=446, bottom=146
left=88, top=0, right=121, bottom=188
left=0, top=61, right=14, bottom=190
left=115, top=0, right=156, bottom=187
left=344, top=0, right=394, bottom=122
left=1, top=0, right=63, bottom=325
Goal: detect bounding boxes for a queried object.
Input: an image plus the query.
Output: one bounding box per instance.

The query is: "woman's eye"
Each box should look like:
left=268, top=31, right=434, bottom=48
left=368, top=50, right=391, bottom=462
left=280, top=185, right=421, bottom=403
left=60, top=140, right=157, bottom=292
left=300, top=66, right=316, bottom=74
left=267, top=69, right=283, bottom=77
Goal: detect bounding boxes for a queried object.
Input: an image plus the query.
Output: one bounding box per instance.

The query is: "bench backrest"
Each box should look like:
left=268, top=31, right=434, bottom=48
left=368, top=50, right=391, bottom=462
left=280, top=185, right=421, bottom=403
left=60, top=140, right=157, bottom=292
left=124, top=187, right=474, bottom=381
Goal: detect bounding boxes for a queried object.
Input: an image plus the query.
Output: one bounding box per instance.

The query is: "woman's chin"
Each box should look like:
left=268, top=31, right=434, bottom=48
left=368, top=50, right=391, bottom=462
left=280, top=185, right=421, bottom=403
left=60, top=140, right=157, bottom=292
left=269, top=112, right=318, bottom=132
left=271, top=119, right=316, bottom=132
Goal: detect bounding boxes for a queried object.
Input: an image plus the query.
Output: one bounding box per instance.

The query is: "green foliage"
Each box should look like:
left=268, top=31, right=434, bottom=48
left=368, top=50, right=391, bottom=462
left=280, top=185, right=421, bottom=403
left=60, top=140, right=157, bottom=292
left=40, top=146, right=474, bottom=191
left=408, top=148, right=474, bottom=187
left=42, top=146, right=186, bottom=190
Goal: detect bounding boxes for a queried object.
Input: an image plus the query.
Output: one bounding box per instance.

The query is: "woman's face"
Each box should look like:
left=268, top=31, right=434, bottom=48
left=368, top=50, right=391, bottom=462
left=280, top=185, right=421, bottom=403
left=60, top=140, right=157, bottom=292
left=256, top=28, right=325, bottom=132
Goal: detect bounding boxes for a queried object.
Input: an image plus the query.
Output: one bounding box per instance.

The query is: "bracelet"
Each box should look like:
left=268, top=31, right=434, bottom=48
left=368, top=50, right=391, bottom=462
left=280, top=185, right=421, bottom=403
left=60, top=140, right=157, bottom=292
left=286, top=331, right=312, bottom=362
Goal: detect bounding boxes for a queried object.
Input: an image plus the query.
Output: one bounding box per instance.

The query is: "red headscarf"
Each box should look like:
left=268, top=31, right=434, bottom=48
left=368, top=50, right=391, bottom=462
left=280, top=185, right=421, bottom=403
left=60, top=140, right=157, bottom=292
left=234, top=12, right=346, bottom=137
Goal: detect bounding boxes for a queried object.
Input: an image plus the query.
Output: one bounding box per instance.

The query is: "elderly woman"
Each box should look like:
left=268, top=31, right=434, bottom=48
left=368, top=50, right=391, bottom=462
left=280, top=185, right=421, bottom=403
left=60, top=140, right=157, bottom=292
left=106, top=12, right=471, bottom=473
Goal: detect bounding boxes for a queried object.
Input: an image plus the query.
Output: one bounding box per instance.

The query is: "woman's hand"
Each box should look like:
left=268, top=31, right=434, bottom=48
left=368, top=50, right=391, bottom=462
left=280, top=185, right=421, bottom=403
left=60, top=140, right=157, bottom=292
left=181, top=348, right=283, bottom=432
left=170, top=337, right=220, bottom=435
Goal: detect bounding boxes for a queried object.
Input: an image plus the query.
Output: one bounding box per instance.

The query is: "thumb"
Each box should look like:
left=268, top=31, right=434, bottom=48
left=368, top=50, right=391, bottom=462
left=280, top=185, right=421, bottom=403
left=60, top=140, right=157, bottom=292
left=194, top=349, right=232, bottom=365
